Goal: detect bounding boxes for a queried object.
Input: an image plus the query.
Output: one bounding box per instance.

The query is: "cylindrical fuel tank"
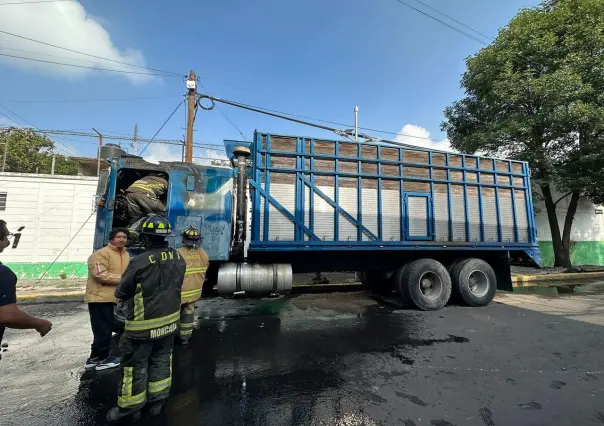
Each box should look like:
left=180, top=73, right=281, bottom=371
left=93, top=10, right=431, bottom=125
left=217, top=263, right=292, bottom=296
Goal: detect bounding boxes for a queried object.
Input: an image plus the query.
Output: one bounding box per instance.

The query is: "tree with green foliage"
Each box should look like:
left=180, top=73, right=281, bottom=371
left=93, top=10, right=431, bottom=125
left=442, top=0, right=604, bottom=270
left=0, top=128, right=78, bottom=175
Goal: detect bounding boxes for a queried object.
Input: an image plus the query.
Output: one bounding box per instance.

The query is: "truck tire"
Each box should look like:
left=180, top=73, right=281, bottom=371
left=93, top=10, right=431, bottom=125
left=450, top=258, right=497, bottom=307
left=399, top=259, right=452, bottom=311
left=447, top=259, right=463, bottom=275
left=393, top=264, right=411, bottom=306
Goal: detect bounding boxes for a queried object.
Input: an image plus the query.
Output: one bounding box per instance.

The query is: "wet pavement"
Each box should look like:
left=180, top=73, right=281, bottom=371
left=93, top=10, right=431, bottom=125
left=1, top=291, right=604, bottom=426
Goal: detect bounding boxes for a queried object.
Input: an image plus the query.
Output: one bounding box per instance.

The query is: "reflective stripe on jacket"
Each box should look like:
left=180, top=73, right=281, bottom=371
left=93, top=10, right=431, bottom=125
left=115, top=244, right=186, bottom=340
left=177, top=246, right=209, bottom=304
left=85, top=243, right=129, bottom=303
left=125, top=176, right=167, bottom=199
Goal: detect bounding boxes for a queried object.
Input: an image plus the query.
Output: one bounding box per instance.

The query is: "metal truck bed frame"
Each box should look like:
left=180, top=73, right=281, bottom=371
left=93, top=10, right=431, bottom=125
left=247, top=132, right=539, bottom=260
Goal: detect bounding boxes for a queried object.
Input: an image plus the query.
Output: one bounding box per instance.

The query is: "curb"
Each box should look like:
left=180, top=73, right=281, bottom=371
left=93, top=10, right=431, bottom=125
left=511, top=271, right=604, bottom=286
left=17, top=291, right=85, bottom=304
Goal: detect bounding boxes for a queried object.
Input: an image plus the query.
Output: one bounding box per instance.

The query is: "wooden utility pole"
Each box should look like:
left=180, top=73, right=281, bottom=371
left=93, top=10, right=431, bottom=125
left=185, top=70, right=196, bottom=163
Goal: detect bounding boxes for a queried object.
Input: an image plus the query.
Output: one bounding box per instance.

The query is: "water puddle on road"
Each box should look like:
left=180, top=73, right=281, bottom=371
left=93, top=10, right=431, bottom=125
left=512, top=281, right=604, bottom=297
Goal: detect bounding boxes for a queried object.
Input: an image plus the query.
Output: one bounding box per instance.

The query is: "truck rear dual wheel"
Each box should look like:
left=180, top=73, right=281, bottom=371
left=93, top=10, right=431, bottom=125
left=396, top=259, right=452, bottom=311
left=450, top=258, right=497, bottom=307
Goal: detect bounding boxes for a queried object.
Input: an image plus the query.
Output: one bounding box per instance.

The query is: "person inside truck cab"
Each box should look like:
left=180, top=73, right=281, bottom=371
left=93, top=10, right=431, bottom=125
left=123, top=173, right=168, bottom=226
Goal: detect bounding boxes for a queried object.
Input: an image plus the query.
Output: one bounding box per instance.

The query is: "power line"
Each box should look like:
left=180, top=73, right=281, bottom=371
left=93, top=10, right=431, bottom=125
left=0, top=103, right=82, bottom=157
left=395, top=0, right=540, bottom=73
left=0, top=44, right=135, bottom=67
left=0, top=29, right=182, bottom=76
left=0, top=0, right=74, bottom=5
left=410, top=0, right=493, bottom=42
left=0, top=103, right=36, bottom=128
left=394, top=0, right=488, bottom=46
left=200, top=94, right=450, bottom=151
left=199, top=94, right=445, bottom=143
left=0, top=52, right=177, bottom=76
left=198, top=81, right=249, bottom=142
left=34, top=210, right=95, bottom=284
left=139, top=100, right=185, bottom=156
left=0, top=95, right=182, bottom=103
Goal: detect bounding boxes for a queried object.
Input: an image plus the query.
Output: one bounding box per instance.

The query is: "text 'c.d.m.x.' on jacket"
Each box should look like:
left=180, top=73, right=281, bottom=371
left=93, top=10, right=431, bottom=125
left=115, top=245, right=186, bottom=340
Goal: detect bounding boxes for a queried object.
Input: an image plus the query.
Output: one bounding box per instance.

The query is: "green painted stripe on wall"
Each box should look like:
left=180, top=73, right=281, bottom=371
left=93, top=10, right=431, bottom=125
left=4, top=262, right=87, bottom=280
left=539, top=241, right=604, bottom=267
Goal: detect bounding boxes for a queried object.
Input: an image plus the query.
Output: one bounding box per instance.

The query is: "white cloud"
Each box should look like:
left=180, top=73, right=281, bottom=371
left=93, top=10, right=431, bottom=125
left=393, top=124, right=454, bottom=152
left=142, top=143, right=183, bottom=165
left=0, top=2, right=157, bottom=84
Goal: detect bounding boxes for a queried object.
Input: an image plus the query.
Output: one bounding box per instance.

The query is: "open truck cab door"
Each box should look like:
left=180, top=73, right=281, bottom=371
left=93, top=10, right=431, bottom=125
left=93, top=150, right=235, bottom=262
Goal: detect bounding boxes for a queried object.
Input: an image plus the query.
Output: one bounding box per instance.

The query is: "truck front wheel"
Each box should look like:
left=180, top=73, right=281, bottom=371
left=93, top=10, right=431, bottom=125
left=450, top=258, right=497, bottom=307
left=398, top=259, right=452, bottom=311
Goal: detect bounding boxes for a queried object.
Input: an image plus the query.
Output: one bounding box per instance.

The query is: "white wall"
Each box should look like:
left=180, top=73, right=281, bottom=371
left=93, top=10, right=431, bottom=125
left=534, top=188, right=604, bottom=242
left=0, top=173, right=98, bottom=263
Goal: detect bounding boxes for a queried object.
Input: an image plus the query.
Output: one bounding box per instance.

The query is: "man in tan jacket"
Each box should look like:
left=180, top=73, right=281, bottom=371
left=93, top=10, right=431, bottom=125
left=85, top=228, right=130, bottom=371
left=176, top=226, right=209, bottom=345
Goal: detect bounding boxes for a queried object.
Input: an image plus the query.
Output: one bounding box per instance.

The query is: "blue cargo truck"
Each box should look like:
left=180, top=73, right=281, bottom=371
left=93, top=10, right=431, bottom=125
left=93, top=131, right=540, bottom=311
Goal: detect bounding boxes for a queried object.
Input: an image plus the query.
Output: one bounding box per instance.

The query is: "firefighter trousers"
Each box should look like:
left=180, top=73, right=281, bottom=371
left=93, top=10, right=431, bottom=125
left=125, top=192, right=165, bottom=224
left=179, top=302, right=196, bottom=342
left=116, top=334, right=174, bottom=414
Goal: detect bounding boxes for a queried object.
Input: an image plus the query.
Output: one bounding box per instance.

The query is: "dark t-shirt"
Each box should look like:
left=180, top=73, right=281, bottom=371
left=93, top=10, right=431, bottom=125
left=0, top=263, right=18, bottom=348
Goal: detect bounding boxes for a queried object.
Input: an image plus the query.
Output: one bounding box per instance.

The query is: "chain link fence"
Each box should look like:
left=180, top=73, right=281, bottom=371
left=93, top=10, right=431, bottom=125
left=0, top=127, right=230, bottom=176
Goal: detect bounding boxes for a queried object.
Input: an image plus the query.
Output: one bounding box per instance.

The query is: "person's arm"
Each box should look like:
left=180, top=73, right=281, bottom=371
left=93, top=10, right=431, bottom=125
left=115, top=260, right=139, bottom=301
left=88, top=250, right=122, bottom=285
left=0, top=304, right=52, bottom=336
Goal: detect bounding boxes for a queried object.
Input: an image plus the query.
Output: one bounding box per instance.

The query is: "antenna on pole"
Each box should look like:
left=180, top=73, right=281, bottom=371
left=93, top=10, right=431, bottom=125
left=354, top=106, right=359, bottom=142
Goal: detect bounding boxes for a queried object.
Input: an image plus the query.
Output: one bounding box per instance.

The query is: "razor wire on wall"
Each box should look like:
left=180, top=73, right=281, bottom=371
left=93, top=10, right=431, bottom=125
left=0, top=127, right=230, bottom=176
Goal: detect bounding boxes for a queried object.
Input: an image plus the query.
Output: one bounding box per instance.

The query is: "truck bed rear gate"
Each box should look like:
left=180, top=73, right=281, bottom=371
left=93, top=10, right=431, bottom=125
left=248, top=132, right=539, bottom=258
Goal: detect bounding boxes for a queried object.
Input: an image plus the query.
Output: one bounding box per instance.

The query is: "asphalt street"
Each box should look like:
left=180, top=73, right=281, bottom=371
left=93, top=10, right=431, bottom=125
left=1, top=289, right=603, bottom=426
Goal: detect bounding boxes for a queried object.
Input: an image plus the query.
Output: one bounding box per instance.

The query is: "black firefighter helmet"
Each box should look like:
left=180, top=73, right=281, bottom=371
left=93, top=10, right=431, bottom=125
left=138, top=214, right=171, bottom=238
left=182, top=226, right=202, bottom=247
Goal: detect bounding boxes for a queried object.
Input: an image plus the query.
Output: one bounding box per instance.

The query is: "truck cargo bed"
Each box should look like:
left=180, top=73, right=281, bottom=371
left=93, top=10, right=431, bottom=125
left=248, top=132, right=539, bottom=257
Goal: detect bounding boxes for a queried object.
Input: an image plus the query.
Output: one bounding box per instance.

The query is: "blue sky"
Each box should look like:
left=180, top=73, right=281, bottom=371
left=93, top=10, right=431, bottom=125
left=0, top=0, right=541, bottom=157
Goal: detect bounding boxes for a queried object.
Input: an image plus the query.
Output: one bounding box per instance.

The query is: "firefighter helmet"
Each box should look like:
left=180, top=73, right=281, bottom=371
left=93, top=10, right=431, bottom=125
left=139, top=214, right=171, bottom=237
left=182, top=226, right=201, bottom=246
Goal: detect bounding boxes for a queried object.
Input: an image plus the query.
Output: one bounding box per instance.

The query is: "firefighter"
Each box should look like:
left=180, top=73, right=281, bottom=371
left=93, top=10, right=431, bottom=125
left=123, top=173, right=168, bottom=225
left=107, top=214, right=186, bottom=423
left=176, top=226, right=209, bottom=345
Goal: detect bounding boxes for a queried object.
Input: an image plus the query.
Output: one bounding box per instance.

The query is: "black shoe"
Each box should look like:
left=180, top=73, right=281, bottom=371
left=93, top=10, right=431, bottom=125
left=180, top=339, right=190, bottom=346
left=148, top=401, right=164, bottom=417
left=106, top=407, right=141, bottom=423
left=96, top=356, right=121, bottom=371
left=84, top=357, right=101, bottom=371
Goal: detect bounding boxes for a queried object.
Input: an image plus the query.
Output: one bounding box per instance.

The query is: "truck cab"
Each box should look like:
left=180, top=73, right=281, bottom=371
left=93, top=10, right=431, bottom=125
left=93, top=151, right=234, bottom=265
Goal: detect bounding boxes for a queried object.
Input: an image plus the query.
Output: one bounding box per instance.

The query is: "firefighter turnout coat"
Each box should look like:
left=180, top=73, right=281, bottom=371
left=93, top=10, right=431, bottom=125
left=176, top=246, right=209, bottom=304
left=115, top=243, right=186, bottom=340
left=126, top=175, right=168, bottom=199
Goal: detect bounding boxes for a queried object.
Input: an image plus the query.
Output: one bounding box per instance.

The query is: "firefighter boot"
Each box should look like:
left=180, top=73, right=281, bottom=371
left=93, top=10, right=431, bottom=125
left=106, top=407, right=142, bottom=423
left=148, top=401, right=165, bottom=417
